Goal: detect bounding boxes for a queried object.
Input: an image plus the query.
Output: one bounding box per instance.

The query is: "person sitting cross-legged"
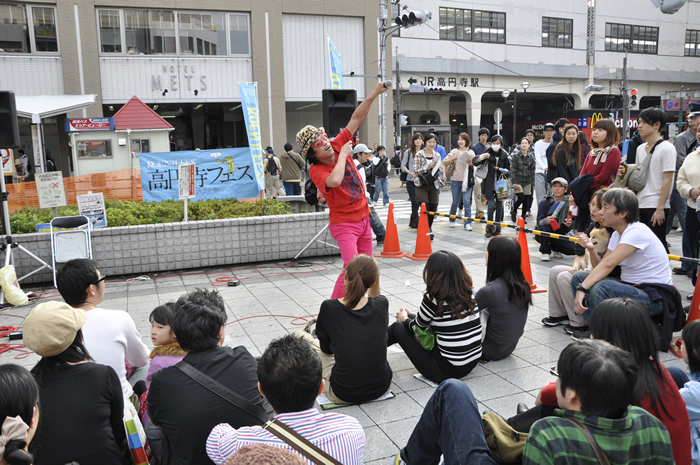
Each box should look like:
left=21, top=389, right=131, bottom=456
left=535, top=177, right=576, bottom=261
left=394, top=339, right=674, bottom=465
left=206, top=335, right=365, bottom=465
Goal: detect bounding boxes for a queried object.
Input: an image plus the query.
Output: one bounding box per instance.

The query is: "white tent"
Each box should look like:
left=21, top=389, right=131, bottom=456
left=14, top=94, right=97, bottom=123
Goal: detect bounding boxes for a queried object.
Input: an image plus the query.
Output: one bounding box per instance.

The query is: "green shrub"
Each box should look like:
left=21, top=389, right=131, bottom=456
left=10, top=198, right=291, bottom=234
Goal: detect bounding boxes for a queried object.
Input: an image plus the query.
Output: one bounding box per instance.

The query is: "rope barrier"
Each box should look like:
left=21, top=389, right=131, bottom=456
left=424, top=210, right=700, bottom=266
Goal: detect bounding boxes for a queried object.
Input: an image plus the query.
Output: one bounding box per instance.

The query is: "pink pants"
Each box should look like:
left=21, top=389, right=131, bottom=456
left=328, top=216, right=373, bottom=299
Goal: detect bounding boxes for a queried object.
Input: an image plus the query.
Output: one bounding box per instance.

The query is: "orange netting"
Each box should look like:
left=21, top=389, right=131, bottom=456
left=6, top=169, right=142, bottom=214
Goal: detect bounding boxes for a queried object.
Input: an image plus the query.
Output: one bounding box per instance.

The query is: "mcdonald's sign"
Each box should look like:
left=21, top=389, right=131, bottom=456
left=590, top=113, right=604, bottom=126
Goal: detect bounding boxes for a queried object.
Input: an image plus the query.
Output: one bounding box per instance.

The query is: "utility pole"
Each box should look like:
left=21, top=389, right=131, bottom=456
left=679, top=85, right=686, bottom=129
left=378, top=0, right=388, bottom=148
left=395, top=47, right=401, bottom=148
left=621, top=45, right=630, bottom=141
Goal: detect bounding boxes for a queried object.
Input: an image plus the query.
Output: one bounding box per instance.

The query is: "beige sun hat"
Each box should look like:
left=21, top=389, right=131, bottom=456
left=296, top=125, right=325, bottom=159
left=23, top=301, right=87, bottom=357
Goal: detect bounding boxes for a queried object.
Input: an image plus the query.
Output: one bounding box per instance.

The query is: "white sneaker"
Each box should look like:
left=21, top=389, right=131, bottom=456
left=552, top=251, right=563, bottom=258
left=464, top=224, right=473, bottom=231
left=449, top=222, right=457, bottom=228
left=540, top=253, right=551, bottom=261
left=457, top=208, right=463, bottom=217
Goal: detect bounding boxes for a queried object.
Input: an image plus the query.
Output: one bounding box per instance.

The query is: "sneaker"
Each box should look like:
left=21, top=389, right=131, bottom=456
left=464, top=224, right=473, bottom=231
left=564, top=324, right=587, bottom=335
left=457, top=208, right=463, bottom=217
left=542, top=316, right=570, bottom=327
left=449, top=222, right=457, bottom=228
left=393, top=454, right=407, bottom=465
left=552, top=251, right=563, bottom=258
left=673, top=267, right=691, bottom=275
left=540, top=253, right=551, bottom=262
left=429, top=228, right=434, bottom=241
left=377, top=239, right=384, bottom=246
left=568, top=326, right=591, bottom=340
left=303, top=317, right=317, bottom=336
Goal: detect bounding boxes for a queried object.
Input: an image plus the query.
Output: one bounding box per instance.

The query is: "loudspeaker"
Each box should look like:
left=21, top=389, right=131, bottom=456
left=0, top=91, right=20, bottom=149
left=322, top=89, right=357, bottom=137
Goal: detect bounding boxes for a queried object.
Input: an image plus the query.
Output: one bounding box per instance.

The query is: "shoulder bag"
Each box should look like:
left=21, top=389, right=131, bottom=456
left=563, top=417, right=611, bottom=465
left=482, top=412, right=528, bottom=464
left=627, top=139, right=664, bottom=193
left=264, top=418, right=342, bottom=465
left=474, top=154, right=489, bottom=180
left=175, top=361, right=269, bottom=424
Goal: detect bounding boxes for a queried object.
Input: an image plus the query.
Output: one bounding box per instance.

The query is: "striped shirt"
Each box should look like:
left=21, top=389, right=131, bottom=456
left=523, top=406, right=674, bottom=465
left=205, top=408, right=365, bottom=465
left=409, top=296, right=482, bottom=366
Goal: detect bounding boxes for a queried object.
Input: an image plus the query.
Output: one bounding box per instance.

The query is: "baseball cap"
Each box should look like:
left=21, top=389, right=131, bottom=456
left=544, top=123, right=555, bottom=130
left=23, top=302, right=87, bottom=357
left=551, top=177, right=569, bottom=188
left=353, top=144, right=373, bottom=154
left=689, top=102, right=700, bottom=118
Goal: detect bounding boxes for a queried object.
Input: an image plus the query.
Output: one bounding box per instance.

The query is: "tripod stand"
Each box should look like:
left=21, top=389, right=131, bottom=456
left=0, top=171, right=52, bottom=305
left=293, top=223, right=339, bottom=260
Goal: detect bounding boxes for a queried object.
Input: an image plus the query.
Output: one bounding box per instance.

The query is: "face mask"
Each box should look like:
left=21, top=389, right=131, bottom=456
left=491, top=144, right=501, bottom=152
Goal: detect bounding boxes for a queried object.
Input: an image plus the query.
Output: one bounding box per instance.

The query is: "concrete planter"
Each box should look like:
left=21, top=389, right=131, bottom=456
left=11, top=211, right=336, bottom=285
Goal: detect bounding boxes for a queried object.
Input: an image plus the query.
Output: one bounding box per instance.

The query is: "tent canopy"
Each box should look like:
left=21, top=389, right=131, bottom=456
left=15, top=94, right=97, bottom=122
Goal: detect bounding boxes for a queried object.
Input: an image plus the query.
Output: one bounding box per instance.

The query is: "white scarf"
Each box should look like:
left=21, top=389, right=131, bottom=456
left=589, top=146, right=612, bottom=165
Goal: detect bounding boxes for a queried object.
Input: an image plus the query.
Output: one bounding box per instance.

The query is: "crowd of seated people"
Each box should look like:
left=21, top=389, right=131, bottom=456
left=4, top=173, right=698, bottom=465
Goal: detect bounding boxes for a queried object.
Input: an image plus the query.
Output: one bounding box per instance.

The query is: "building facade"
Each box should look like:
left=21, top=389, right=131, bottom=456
left=391, top=0, right=700, bottom=147
left=1, top=0, right=391, bottom=175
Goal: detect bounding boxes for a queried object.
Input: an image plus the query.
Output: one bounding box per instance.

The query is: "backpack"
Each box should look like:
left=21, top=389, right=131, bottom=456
left=266, top=156, right=278, bottom=176
left=391, top=151, right=402, bottom=168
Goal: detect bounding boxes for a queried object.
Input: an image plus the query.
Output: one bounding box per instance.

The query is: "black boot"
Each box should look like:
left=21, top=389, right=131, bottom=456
left=484, top=224, right=493, bottom=238
left=494, top=225, right=502, bottom=236
left=408, top=214, right=418, bottom=229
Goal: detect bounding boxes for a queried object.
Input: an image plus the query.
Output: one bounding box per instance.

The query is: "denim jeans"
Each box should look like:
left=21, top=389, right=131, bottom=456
left=283, top=181, right=301, bottom=196
left=373, top=177, right=389, bottom=205
left=570, top=271, right=662, bottom=320
left=449, top=181, right=463, bottom=223
left=369, top=207, right=385, bottom=242
left=462, top=188, right=473, bottom=225
left=487, top=197, right=503, bottom=222
left=400, top=379, right=497, bottom=465
left=406, top=180, right=419, bottom=220
left=535, top=172, right=549, bottom=208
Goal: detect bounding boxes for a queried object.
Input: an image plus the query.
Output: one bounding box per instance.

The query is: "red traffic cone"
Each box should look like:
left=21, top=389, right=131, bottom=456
left=687, top=280, right=700, bottom=324
left=517, top=217, right=546, bottom=293
left=376, top=203, right=409, bottom=258
left=409, top=203, right=432, bottom=261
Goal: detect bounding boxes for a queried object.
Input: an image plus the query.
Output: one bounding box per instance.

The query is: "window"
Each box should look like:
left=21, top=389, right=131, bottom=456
left=542, top=17, right=572, bottom=48
left=97, top=9, right=251, bottom=57
left=605, top=23, right=658, bottom=54
left=685, top=30, right=700, bottom=57
left=131, top=139, right=150, bottom=154
left=99, top=10, right=122, bottom=53
left=77, top=140, right=112, bottom=158
left=125, top=9, right=176, bottom=55
left=0, top=3, right=58, bottom=54
left=439, top=7, right=504, bottom=44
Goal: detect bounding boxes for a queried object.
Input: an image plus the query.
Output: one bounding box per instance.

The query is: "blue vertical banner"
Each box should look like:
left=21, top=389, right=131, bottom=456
left=327, top=35, right=343, bottom=90
left=238, top=82, right=265, bottom=191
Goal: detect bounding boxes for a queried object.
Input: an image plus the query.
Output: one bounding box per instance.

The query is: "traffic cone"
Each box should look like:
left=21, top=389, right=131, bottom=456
left=687, top=282, right=700, bottom=324
left=376, top=203, right=410, bottom=258
left=409, top=203, right=432, bottom=261
left=517, top=217, right=546, bottom=293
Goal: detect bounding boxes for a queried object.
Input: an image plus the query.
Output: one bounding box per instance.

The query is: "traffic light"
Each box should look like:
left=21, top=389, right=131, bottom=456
left=396, top=10, right=432, bottom=28
left=630, top=89, right=638, bottom=107
left=424, top=87, right=442, bottom=93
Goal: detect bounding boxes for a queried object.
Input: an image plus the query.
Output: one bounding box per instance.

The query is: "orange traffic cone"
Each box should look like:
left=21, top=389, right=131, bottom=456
left=376, top=203, right=409, bottom=258
left=687, top=280, right=700, bottom=323
left=409, top=203, right=432, bottom=261
left=517, top=217, right=546, bottom=293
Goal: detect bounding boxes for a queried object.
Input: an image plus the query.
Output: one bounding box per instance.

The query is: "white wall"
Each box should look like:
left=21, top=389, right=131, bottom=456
left=282, top=14, right=366, bottom=101
left=74, top=129, right=170, bottom=175
left=0, top=56, right=64, bottom=94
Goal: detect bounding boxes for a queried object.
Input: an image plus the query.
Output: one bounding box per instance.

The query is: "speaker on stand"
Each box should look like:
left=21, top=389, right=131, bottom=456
left=322, top=89, right=357, bottom=137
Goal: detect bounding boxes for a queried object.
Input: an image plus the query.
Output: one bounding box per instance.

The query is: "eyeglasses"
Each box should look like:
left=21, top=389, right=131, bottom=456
left=312, top=134, right=329, bottom=148
left=550, top=365, right=559, bottom=377
left=92, top=275, right=107, bottom=286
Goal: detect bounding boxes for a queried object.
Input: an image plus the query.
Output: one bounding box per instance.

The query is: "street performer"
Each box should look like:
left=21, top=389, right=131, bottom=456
left=296, top=81, right=390, bottom=299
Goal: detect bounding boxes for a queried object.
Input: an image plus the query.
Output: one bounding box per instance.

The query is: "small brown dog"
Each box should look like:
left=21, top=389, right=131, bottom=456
left=584, top=227, right=611, bottom=270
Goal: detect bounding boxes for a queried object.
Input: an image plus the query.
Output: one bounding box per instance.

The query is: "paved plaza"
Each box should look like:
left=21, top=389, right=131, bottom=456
left=0, top=176, right=694, bottom=464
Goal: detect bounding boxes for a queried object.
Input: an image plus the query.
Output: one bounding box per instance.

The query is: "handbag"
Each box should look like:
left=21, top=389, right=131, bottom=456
left=563, top=417, right=611, bottom=465
left=419, top=172, right=437, bottom=187
left=495, top=173, right=512, bottom=201
left=400, top=171, right=407, bottom=182
left=414, top=325, right=436, bottom=350
left=475, top=157, right=488, bottom=180
left=627, top=139, right=664, bottom=193
left=482, top=412, right=529, bottom=464
left=264, top=418, right=342, bottom=465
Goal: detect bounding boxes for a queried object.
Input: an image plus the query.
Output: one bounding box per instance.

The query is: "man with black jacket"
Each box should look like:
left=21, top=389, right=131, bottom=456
left=372, top=145, right=390, bottom=206
left=148, top=289, right=272, bottom=465
left=536, top=177, right=575, bottom=261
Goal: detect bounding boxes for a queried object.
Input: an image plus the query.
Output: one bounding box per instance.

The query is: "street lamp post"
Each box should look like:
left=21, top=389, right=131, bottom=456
left=501, top=81, right=530, bottom=149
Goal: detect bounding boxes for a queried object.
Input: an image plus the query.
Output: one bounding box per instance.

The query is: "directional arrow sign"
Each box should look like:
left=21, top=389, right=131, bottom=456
left=408, top=77, right=417, bottom=85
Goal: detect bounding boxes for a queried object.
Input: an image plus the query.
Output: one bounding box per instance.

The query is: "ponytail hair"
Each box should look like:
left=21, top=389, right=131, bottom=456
left=343, top=254, right=380, bottom=309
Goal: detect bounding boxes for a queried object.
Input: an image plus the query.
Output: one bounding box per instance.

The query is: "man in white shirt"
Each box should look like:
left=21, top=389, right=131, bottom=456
left=353, top=144, right=385, bottom=245
left=570, top=188, right=673, bottom=338
left=56, top=259, right=150, bottom=403
left=634, top=108, right=676, bottom=252
left=534, top=123, right=554, bottom=207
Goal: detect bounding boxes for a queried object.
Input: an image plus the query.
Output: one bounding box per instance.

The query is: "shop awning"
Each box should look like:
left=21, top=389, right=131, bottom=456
left=14, top=94, right=97, bottom=123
